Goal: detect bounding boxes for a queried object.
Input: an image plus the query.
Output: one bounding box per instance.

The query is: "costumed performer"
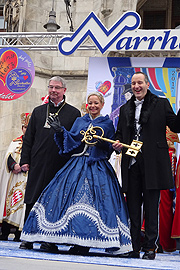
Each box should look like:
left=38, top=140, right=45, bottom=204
left=171, top=140, right=180, bottom=249
left=20, top=92, right=132, bottom=256
left=158, top=127, right=178, bottom=252
left=0, top=113, right=31, bottom=241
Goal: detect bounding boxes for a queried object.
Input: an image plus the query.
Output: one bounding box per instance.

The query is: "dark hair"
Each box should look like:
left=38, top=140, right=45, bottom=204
left=133, top=71, right=149, bottom=84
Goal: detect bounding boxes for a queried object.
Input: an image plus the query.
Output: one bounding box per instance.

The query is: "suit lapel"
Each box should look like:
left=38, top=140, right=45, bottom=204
left=139, top=90, right=158, bottom=126
left=125, top=96, right=135, bottom=128
left=124, top=90, right=158, bottom=128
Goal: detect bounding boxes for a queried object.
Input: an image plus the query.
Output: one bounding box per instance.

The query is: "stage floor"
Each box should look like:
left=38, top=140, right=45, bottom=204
left=0, top=240, right=180, bottom=270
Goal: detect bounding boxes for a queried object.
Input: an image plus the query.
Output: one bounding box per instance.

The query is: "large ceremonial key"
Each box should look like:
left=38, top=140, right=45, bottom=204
left=93, top=135, right=142, bottom=157
left=80, top=126, right=143, bottom=157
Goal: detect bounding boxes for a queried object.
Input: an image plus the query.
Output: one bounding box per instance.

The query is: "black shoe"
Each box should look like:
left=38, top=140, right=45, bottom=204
left=13, top=237, right=21, bottom=242
left=118, top=251, right=140, bottom=258
left=68, top=245, right=90, bottom=255
left=142, top=250, right=155, bottom=260
left=157, top=243, right=163, bottom=253
left=126, top=251, right=140, bottom=258
left=0, top=235, right=8, bottom=241
left=40, top=242, right=59, bottom=253
left=14, top=230, right=21, bottom=242
left=19, top=241, right=33, bottom=250
left=106, top=248, right=139, bottom=258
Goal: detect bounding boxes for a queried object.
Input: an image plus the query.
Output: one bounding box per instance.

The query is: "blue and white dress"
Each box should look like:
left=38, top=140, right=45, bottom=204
left=21, top=114, right=132, bottom=254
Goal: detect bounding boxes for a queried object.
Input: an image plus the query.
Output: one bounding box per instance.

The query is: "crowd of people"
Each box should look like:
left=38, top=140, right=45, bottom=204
left=0, top=73, right=180, bottom=260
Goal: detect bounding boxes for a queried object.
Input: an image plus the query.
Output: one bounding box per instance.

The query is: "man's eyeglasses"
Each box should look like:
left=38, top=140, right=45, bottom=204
left=48, top=85, right=64, bottom=90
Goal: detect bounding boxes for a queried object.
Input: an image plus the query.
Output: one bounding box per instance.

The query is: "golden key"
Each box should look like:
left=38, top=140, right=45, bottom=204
left=80, top=126, right=143, bottom=157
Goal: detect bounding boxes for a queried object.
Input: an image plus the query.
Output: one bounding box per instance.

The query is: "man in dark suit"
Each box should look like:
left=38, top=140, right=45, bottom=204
left=113, top=71, right=180, bottom=260
left=19, top=76, right=81, bottom=251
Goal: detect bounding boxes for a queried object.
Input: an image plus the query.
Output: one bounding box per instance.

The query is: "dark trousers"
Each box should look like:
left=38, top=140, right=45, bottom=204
left=24, top=203, right=34, bottom=223
left=1, top=221, right=11, bottom=238
left=21, top=203, right=34, bottom=243
left=1, top=221, right=21, bottom=240
left=126, top=155, right=160, bottom=252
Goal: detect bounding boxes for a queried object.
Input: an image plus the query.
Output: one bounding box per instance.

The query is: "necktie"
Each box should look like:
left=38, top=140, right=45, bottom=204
left=134, top=99, right=144, bottom=134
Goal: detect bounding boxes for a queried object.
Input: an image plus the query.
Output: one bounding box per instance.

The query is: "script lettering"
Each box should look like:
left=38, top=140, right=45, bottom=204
left=0, top=50, right=18, bottom=85
left=161, top=31, right=178, bottom=50
left=58, top=11, right=180, bottom=55
left=147, top=36, right=163, bottom=49
left=116, top=37, right=134, bottom=50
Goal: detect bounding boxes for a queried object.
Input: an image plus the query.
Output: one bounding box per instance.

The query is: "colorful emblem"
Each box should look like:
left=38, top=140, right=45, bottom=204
left=96, top=80, right=111, bottom=95
left=11, top=190, right=23, bottom=207
left=0, top=48, right=35, bottom=101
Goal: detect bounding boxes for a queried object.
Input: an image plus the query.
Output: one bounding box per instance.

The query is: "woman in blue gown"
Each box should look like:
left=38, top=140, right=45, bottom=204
left=21, top=92, right=132, bottom=255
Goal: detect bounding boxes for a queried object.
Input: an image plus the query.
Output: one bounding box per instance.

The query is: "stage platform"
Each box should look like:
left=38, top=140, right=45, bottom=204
left=0, top=240, right=180, bottom=270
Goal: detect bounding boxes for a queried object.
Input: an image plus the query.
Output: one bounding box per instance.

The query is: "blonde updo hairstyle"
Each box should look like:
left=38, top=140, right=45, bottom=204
left=87, top=91, right=105, bottom=104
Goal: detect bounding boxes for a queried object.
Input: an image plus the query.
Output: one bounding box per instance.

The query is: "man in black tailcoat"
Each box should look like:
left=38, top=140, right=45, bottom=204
left=19, top=76, right=81, bottom=251
left=113, top=71, right=180, bottom=260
